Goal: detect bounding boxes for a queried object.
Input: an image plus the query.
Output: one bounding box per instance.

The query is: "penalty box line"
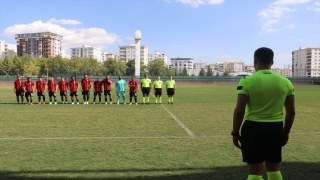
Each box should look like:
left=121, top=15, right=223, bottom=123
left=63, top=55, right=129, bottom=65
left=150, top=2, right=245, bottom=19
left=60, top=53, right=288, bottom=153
left=149, top=94, right=195, bottom=137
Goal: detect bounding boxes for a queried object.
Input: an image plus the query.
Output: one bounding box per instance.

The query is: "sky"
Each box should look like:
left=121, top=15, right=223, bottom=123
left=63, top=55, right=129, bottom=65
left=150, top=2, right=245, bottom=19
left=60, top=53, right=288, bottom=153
left=0, top=0, right=319, bottom=68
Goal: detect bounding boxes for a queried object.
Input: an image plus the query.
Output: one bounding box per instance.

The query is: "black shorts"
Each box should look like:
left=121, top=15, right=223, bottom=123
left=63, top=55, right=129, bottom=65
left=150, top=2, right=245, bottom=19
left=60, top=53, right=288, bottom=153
left=82, top=90, right=90, bottom=95
left=60, top=91, right=67, bottom=96
left=154, top=88, right=162, bottom=96
left=49, top=92, right=56, bottom=97
left=70, top=92, right=78, bottom=96
left=94, top=92, right=101, bottom=96
left=25, top=92, right=33, bottom=97
left=130, top=92, right=137, bottom=98
left=167, top=88, right=175, bottom=96
left=142, top=87, right=150, bottom=95
left=104, top=90, right=111, bottom=96
left=37, top=92, right=45, bottom=97
left=16, top=91, right=24, bottom=97
left=240, top=120, right=283, bottom=164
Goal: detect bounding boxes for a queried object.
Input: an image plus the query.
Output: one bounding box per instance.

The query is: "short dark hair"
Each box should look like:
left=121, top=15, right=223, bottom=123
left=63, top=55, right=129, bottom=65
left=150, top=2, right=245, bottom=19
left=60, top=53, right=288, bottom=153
left=254, top=47, right=274, bottom=66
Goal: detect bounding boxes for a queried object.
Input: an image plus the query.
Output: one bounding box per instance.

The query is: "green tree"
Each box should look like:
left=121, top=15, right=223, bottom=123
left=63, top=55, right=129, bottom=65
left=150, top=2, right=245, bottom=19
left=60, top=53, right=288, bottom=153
left=126, top=59, right=147, bottom=76
left=199, top=68, right=206, bottom=76
left=12, top=56, right=23, bottom=75
left=103, top=58, right=127, bottom=75
left=216, top=72, right=219, bottom=76
left=23, top=60, right=39, bottom=76
left=0, top=57, right=14, bottom=75
left=206, top=66, right=213, bottom=76
left=166, top=68, right=175, bottom=76
left=181, top=67, right=189, bottom=76
left=147, top=59, right=167, bottom=76
left=223, top=71, right=229, bottom=76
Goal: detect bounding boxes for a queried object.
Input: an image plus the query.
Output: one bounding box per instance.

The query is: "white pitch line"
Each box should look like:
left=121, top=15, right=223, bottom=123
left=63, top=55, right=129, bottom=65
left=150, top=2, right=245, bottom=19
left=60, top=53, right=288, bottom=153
left=160, top=104, right=195, bottom=137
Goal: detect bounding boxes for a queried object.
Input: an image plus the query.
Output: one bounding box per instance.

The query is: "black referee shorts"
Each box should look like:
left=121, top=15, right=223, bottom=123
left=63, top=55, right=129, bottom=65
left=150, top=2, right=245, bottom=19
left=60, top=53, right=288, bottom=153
left=167, top=88, right=175, bottom=96
left=154, top=88, right=162, bottom=96
left=142, top=87, right=150, bottom=95
left=240, top=120, right=283, bottom=164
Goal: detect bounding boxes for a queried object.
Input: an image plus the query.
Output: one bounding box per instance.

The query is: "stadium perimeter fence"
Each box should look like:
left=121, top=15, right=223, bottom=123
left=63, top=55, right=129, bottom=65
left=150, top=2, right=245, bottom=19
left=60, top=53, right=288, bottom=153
left=1, top=74, right=320, bottom=85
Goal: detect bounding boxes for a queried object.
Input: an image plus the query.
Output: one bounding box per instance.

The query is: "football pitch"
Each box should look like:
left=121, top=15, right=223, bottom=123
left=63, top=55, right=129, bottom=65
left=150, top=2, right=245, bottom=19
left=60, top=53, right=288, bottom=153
left=0, top=84, right=319, bottom=180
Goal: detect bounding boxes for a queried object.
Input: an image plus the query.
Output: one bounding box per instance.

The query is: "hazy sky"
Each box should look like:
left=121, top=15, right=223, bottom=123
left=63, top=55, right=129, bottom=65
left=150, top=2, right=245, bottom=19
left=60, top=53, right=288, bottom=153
left=0, top=0, right=319, bottom=67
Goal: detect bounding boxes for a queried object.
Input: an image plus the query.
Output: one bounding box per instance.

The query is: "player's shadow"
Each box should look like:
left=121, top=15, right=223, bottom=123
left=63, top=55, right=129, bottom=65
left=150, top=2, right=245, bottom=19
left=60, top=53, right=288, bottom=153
left=0, top=162, right=319, bottom=180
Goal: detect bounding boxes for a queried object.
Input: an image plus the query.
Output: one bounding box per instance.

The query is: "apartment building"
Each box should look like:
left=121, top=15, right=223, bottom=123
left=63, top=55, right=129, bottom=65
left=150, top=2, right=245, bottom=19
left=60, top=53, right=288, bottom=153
left=119, top=44, right=148, bottom=65
left=225, top=60, right=244, bottom=73
left=148, top=51, right=168, bottom=64
left=243, top=64, right=255, bottom=73
left=61, top=51, right=71, bottom=59
left=15, top=32, right=62, bottom=58
left=102, top=52, right=119, bottom=61
left=292, top=47, right=320, bottom=77
left=71, top=45, right=103, bottom=62
left=0, top=40, right=17, bottom=59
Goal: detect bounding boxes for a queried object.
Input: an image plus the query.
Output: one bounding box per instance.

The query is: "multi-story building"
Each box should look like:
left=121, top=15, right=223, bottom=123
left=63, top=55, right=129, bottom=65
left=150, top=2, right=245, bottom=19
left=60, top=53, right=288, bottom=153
left=71, top=45, right=103, bottom=62
left=0, top=40, right=17, bottom=59
left=225, top=60, right=244, bottom=73
left=61, top=51, right=71, bottom=59
left=119, top=44, right=148, bottom=65
left=15, top=32, right=62, bottom=58
left=169, top=57, right=194, bottom=75
left=243, top=64, right=256, bottom=73
left=102, top=52, right=119, bottom=61
left=292, top=47, right=320, bottom=77
left=148, top=51, right=168, bottom=64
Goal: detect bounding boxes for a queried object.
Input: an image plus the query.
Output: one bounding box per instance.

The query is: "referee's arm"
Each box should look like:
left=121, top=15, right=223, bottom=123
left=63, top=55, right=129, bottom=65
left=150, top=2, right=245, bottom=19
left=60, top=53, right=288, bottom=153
left=283, top=95, right=295, bottom=146
left=232, top=94, right=248, bottom=149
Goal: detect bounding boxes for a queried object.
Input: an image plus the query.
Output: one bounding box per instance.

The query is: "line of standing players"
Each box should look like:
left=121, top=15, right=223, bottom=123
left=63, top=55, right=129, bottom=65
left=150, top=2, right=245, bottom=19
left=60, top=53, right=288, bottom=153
left=13, top=74, right=176, bottom=105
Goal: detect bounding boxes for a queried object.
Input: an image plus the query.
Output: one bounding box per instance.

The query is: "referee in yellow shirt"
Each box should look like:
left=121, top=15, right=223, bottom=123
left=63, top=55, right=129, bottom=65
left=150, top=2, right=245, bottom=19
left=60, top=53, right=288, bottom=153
left=232, top=47, right=295, bottom=180
left=153, top=76, right=163, bottom=104
left=140, top=73, right=152, bottom=104
left=166, top=75, right=176, bottom=104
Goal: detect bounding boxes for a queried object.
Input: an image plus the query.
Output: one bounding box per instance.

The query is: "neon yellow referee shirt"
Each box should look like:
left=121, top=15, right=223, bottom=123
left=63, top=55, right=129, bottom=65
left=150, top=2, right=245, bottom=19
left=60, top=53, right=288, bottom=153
left=166, top=80, right=175, bottom=88
left=141, top=78, right=151, bottom=87
left=154, top=80, right=163, bottom=88
left=237, top=69, right=294, bottom=122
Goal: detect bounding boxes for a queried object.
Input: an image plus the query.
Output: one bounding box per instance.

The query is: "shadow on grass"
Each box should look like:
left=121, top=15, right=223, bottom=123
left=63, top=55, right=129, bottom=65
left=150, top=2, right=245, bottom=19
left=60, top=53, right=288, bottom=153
left=0, top=162, right=319, bottom=180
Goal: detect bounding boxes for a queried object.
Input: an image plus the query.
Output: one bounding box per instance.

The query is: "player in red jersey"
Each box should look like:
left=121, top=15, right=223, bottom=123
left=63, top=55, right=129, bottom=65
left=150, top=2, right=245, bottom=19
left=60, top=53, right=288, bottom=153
left=93, top=78, right=102, bottom=104
left=47, top=77, right=58, bottom=105
left=69, top=76, right=79, bottom=105
left=14, top=75, right=25, bottom=104
left=81, top=74, right=92, bottom=104
left=24, top=77, right=35, bottom=105
left=101, top=75, right=113, bottom=104
left=128, top=76, right=139, bottom=105
left=58, top=77, right=69, bottom=104
left=36, top=76, right=47, bottom=104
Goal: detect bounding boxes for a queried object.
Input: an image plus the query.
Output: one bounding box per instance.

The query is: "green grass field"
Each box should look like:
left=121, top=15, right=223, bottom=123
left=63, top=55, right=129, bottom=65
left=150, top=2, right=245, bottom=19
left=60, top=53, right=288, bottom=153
left=0, top=84, right=319, bottom=180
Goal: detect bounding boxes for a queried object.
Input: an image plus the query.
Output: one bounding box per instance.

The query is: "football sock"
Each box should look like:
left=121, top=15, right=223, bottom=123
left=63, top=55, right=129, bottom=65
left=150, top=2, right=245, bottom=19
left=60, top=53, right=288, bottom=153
left=168, top=97, right=171, bottom=103
left=159, top=97, right=162, bottom=103
left=134, top=97, right=137, bottom=103
left=105, top=97, right=107, bottom=102
left=83, top=95, right=86, bottom=101
left=30, top=98, right=33, bottom=103
left=54, top=98, right=57, bottom=102
left=155, top=97, right=158, bottom=103
left=130, top=97, right=132, bottom=103
left=248, top=175, right=263, bottom=180
left=99, top=96, right=101, bottom=102
left=61, top=97, right=63, bottom=102
left=26, top=97, right=29, bottom=103
left=267, top=171, right=283, bottom=180
left=65, top=97, right=68, bottom=102
left=117, top=95, right=120, bottom=102
left=94, top=96, right=96, bottom=102
left=122, top=94, right=126, bottom=102
left=147, top=97, right=149, bottom=102
left=38, top=96, right=41, bottom=102
left=87, top=95, right=89, bottom=101
left=43, top=97, right=45, bottom=102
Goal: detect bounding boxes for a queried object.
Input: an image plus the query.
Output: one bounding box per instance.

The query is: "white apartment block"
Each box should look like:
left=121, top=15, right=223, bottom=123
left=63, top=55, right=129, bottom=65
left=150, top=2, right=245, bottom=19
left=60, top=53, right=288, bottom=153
left=71, top=45, right=103, bottom=62
left=225, top=60, right=244, bottom=73
left=15, top=32, right=62, bottom=58
left=272, top=67, right=292, bottom=77
left=61, top=51, right=71, bottom=59
left=119, top=44, right=148, bottom=65
left=243, top=64, right=256, bottom=73
left=192, top=61, right=208, bottom=76
left=148, top=51, right=168, bottom=64
left=0, top=40, right=17, bottom=59
left=102, top=52, right=119, bottom=61
left=169, top=57, right=194, bottom=75
left=292, top=47, right=320, bottom=77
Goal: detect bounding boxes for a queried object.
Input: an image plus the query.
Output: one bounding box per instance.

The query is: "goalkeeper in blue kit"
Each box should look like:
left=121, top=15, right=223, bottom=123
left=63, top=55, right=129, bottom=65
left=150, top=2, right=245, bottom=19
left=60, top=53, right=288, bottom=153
left=115, top=75, right=126, bottom=105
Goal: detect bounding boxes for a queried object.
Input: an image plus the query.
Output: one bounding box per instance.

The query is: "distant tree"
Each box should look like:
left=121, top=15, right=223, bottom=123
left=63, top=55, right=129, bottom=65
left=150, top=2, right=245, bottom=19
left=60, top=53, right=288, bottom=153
left=166, top=68, right=175, bottom=76
left=181, top=67, right=189, bottom=76
left=199, top=68, right=205, bottom=76
left=103, top=58, right=127, bottom=76
left=126, top=59, right=147, bottom=76
left=23, top=60, right=39, bottom=76
left=223, top=71, right=229, bottom=76
left=206, top=66, right=213, bottom=76
left=147, top=59, right=167, bottom=76
left=216, top=72, right=219, bottom=76
left=0, top=57, right=14, bottom=75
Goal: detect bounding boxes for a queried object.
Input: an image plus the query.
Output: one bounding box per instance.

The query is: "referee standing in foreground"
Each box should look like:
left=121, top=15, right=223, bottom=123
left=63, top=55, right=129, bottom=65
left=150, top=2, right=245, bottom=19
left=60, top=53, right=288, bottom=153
left=232, top=47, right=295, bottom=180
